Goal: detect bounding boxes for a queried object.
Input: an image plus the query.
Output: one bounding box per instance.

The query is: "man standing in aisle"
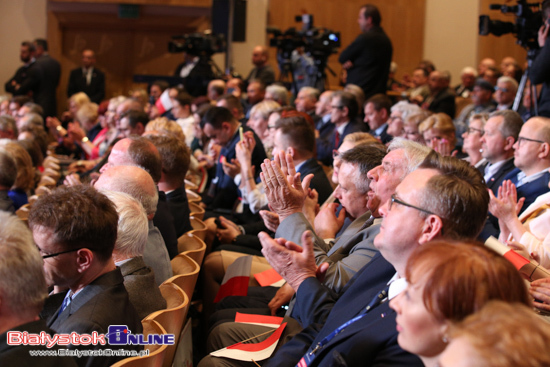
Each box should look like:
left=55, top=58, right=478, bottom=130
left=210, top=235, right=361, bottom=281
left=338, top=4, right=393, bottom=99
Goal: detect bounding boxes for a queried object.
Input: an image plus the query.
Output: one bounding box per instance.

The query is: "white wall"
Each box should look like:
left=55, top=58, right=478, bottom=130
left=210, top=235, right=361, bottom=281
left=423, top=0, right=479, bottom=83
left=0, top=0, right=47, bottom=99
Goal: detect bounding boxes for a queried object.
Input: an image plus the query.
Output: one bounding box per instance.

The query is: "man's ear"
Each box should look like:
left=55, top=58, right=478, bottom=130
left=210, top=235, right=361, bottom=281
left=380, top=108, right=389, bottom=121
left=504, top=136, right=516, bottom=151
left=75, top=248, right=94, bottom=273
left=539, top=142, right=550, bottom=159
left=136, top=123, right=145, bottom=136
left=419, top=215, right=444, bottom=244
left=286, top=146, right=296, bottom=158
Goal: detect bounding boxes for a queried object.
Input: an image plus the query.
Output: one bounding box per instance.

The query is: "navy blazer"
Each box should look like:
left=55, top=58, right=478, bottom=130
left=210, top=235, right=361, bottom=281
left=506, top=168, right=550, bottom=213
left=206, top=126, right=267, bottom=210
left=166, top=185, right=193, bottom=238
left=317, top=119, right=365, bottom=166
left=265, top=254, right=423, bottom=367
left=477, top=158, right=516, bottom=196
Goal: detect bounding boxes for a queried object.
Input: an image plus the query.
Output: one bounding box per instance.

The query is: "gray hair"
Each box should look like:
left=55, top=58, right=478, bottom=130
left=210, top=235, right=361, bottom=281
left=497, top=76, right=519, bottom=92
left=102, top=190, right=148, bottom=258
left=391, top=101, right=422, bottom=122
left=0, top=212, right=47, bottom=314
left=299, top=86, right=320, bottom=101
left=387, top=138, right=432, bottom=176
left=461, top=66, right=477, bottom=77
left=266, top=85, right=289, bottom=106
left=19, top=112, right=44, bottom=130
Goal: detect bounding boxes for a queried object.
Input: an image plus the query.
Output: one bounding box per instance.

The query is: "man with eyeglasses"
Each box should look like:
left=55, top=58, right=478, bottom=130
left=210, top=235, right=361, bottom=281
left=502, top=116, right=550, bottom=211
left=29, top=185, right=142, bottom=367
left=316, top=91, right=363, bottom=166
left=258, top=152, right=488, bottom=367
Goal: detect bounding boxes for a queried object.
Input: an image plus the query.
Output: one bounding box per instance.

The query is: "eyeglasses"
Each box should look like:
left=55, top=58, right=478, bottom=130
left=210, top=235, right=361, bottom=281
left=517, top=136, right=546, bottom=148
left=467, top=127, right=484, bottom=135
left=495, top=86, right=509, bottom=93
left=40, top=247, right=85, bottom=259
left=389, top=194, right=436, bottom=216
left=331, top=105, right=344, bottom=110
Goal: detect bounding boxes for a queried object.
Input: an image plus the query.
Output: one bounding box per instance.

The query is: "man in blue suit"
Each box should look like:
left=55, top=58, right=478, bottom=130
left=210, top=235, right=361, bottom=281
left=316, top=91, right=364, bottom=166
left=504, top=116, right=550, bottom=211
left=258, top=152, right=489, bottom=367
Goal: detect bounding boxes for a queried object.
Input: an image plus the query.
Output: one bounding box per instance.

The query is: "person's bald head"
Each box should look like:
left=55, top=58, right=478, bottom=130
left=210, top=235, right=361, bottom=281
left=252, top=46, right=269, bottom=67
left=100, top=137, right=162, bottom=183
left=95, top=165, right=158, bottom=218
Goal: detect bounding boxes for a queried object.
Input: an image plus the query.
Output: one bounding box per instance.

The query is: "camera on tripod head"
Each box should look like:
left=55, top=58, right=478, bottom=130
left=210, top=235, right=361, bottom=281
left=479, top=0, right=543, bottom=49
left=267, top=14, right=341, bottom=60
left=168, top=31, right=226, bottom=57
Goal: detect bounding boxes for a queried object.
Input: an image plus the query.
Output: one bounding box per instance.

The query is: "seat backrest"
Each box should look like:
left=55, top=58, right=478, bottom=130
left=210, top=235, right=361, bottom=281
left=189, top=216, right=207, bottom=241
left=168, top=254, right=200, bottom=300
left=186, top=189, right=201, bottom=203
left=184, top=179, right=199, bottom=192
left=109, top=319, right=168, bottom=367
left=145, top=283, right=190, bottom=367
left=177, top=232, right=206, bottom=266
left=188, top=201, right=205, bottom=221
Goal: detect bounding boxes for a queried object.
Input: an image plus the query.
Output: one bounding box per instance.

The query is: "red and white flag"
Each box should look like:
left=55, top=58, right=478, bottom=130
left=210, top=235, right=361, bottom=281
left=235, top=312, right=283, bottom=329
left=155, top=89, right=173, bottom=115
left=210, top=323, right=287, bottom=362
left=214, top=255, right=252, bottom=303
left=254, top=268, right=285, bottom=288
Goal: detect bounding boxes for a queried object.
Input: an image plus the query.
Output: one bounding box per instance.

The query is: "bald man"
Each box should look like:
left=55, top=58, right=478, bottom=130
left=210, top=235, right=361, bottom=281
left=245, top=45, right=275, bottom=87
left=95, top=165, right=173, bottom=286
left=503, top=116, right=550, bottom=211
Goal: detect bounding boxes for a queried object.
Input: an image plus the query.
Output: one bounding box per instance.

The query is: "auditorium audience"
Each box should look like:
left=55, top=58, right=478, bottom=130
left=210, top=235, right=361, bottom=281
left=7, top=16, right=550, bottom=367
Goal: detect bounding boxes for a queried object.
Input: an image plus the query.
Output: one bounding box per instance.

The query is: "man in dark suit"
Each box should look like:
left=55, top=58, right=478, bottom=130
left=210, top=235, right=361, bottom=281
left=505, top=116, right=550, bottom=212
left=4, top=41, right=40, bottom=99
left=476, top=110, right=522, bottom=239
left=201, top=107, right=267, bottom=211
left=257, top=152, right=488, bottom=367
left=104, top=190, right=166, bottom=320
left=364, top=93, right=393, bottom=144
left=423, top=70, right=456, bottom=118
left=478, top=110, right=522, bottom=195
left=317, top=91, right=364, bottom=166
left=29, top=185, right=142, bottom=367
left=33, top=39, right=61, bottom=118
left=0, top=212, right=77, bottom=366
left=67, top=49, right=105, bottom=103
left=338, top=4, right=392, bottom=99
left=146, top=134, right=193, bottom=238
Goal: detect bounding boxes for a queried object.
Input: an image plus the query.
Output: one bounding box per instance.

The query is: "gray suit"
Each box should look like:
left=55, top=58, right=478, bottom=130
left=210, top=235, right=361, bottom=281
left=119, top=256, right=167, bottom=320
left=144, top=220, right=173, bottom=286
left=276, top=211, right=380, bottom=293
left=47, top=269, right=142, bottom=367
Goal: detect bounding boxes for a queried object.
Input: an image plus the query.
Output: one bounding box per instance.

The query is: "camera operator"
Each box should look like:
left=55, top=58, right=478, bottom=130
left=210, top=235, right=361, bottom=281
left=531, top=0, right=550, bottom=117
left=174, top=51, right=215, bottom=97
left=338, top=4, right=392, bottom=99
left=281, top=47, right=318, bottom=94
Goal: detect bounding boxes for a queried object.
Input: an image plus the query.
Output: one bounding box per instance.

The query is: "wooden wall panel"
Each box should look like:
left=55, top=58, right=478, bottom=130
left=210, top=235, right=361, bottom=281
left=267, top=0, right=426, bottom=89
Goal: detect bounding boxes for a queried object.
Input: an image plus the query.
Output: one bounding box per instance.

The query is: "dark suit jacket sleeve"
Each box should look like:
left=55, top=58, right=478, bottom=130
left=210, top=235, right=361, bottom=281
left=90, top=70, right=105, bottom=103
left=14, top=66, right=40, bottom=96
left=338, top=34, right=363, bottom=64
left=67, top=69, right=79, bottom=98
left=293, top=276, right=340, bottom=327
left=531, top=42, right=550, bottom=85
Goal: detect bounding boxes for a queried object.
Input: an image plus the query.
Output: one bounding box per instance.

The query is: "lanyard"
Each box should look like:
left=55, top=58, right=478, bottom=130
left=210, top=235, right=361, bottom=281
left=296, top=287, right=388, bottom=367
